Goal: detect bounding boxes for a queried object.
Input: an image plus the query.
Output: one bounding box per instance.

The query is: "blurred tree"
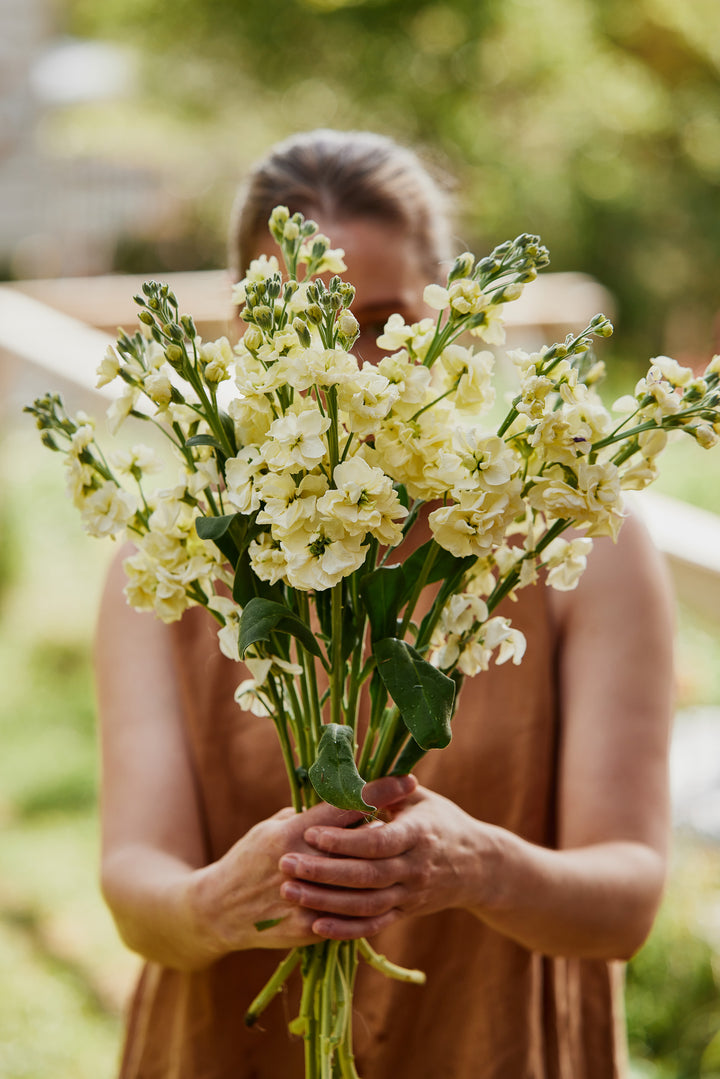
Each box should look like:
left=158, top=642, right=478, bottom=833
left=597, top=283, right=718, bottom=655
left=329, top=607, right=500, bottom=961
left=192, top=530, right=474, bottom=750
left=63, top=0, right=720, bottom=359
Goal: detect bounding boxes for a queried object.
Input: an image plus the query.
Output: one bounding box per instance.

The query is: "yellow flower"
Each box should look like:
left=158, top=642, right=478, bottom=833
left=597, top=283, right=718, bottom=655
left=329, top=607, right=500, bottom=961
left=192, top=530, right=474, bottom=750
left=262, top=405, right=330, bottom=473
left=80, top=481, right=137, bottom=538
left=227, top=395, right=274, bottom=446
left=144, top=371, right=173, bottom=407
left=200, top=337, right=233, bottom=384
left=437, top=345, right=495, bottom=412
left=96, top=345, right=120, bottom=388
left=225, top=447, right=266, bottom=514
left=316, top=457, right=408, bottom=546
left=376, top=313, right=414, bottom=352
left=423, top=283, right=450, bottom=311
left=337, top=363, right=398, bottom=435
left=111, top=444, right=163, bottom=478
left=281, top=518, right=368, bottom=591
left=378, top=351, right=431, bottom=408
left=248, top=533, right=290, bottom=585
left=429, top=483, right=523, bottom=558
left=544, top=537, right=593, bottom=591
left=257, top=472, right=328, bottom=540
left=106, top=385, right=139, bottom=435
left=652, top=355, right=694, bottom=388
left=448, top=279, right=486, bottom=316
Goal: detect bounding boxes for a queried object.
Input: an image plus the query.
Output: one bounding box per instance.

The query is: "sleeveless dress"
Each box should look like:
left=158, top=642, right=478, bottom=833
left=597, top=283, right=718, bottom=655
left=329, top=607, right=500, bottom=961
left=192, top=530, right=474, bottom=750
left=117, top=579, right=628, bottom=1079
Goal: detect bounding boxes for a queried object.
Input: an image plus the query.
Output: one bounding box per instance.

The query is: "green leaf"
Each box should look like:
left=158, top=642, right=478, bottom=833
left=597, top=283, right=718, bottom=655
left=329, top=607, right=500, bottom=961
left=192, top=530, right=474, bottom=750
left=308, top=724, right=375, bottom=812
left=196, top=513, right=243, bottom=566
left=185, top=433, right=225, bottom=452
left=360, top=564, right=406, bottom=641
left=254, top=917, right=285, bottom=932
left=237, top=597, right=321, bottom=657
left=391, top=736, right=427, bottom=775
left=374, top=638, right=455, bottom=750
left=398, top=541, right=475, bottom=602
left=232, top=549, right=283, bottom=607
left=360, top=543, right=475, bottom=643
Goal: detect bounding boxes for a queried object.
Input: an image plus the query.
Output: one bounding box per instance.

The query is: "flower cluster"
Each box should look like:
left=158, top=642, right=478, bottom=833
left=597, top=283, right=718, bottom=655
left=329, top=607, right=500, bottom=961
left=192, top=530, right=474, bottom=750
left=26, top=209, right=720, bottom=776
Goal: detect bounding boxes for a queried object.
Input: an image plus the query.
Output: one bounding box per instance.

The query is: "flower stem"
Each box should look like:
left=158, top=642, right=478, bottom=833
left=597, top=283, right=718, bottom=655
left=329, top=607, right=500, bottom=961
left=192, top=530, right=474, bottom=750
left=358, top=938, right=426, bottom=984
left=330, top=583, right=345, bottom=727
left=244, top=948, right=301, bottom=1026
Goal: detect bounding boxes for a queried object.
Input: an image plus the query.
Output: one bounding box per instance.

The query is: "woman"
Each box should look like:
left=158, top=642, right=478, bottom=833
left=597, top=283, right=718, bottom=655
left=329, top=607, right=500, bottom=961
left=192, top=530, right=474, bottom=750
left=97, top=129, right=674, bottom=1078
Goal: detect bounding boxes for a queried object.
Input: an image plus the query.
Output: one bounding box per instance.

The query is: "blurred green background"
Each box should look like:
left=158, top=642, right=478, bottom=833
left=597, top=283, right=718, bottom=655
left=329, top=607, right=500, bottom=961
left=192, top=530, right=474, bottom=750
left=2, top=0, right=720, bottom=1076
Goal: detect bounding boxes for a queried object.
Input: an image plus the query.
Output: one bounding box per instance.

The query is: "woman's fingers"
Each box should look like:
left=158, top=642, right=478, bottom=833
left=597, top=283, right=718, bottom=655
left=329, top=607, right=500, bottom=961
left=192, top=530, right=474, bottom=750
left=363, top=773, right=417, bottom=808
left=281, top=878, right=405, bottom=918
left=280, top=851, right=404, bottom=889
left=304, top=816, right=414, bottom=859
left=311, top=910, right=399, bottom=941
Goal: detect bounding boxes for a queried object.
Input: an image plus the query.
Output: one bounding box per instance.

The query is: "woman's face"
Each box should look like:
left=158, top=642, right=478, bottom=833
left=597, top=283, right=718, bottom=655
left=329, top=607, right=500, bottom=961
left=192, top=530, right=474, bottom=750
left=252, top=216, right=432, bottom=364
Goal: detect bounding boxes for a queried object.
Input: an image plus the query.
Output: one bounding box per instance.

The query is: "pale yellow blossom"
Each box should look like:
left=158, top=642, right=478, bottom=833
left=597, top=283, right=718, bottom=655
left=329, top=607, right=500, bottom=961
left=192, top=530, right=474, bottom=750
left=544, top=536, right=593, bottom=590
left=96, top=345, right=120, bottom=388
left=281, top=518, right=368, bottom=591
left=262, top=405, right=330, bottom=473
left=80, top=481, right=137, bottom=538
left=316, top=457, right=408, bottom=546
left=376, top=313, right=414, bottom=352
left=429, top=482, right=523, bottom=558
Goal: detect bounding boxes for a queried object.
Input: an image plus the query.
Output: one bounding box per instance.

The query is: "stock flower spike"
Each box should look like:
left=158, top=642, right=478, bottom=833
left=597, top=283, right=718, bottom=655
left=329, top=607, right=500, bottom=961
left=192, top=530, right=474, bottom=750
left=25, top=208, right=720, bottom=1079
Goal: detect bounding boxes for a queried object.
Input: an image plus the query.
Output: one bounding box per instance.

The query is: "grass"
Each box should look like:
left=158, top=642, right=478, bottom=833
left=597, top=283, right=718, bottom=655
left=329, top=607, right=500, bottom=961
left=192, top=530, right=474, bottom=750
left=3, top=397, right=720, bottom=1076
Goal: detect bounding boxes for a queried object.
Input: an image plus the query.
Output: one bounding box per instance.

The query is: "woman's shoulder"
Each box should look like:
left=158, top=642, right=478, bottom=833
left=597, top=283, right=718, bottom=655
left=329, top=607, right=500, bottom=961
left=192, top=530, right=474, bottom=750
left=547, top=508, right=675, bottom=639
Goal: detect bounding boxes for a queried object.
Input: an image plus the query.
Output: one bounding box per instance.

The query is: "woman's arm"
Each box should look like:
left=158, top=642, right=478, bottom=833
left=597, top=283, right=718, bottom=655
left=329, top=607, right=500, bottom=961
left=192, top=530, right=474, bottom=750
left=96, top=548, right=417, bottom=970
left=281, top=513, right=675, bottom=959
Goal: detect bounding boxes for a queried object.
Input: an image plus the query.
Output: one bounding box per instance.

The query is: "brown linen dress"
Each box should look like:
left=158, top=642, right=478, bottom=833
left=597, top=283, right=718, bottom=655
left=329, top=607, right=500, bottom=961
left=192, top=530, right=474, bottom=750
left=117, top=579, right=628, bottom=1079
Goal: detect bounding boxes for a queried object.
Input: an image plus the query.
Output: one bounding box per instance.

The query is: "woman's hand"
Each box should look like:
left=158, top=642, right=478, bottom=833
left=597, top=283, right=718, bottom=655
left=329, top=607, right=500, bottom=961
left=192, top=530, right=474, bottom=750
left=192, top=774, right=420, bottom=955
left=278, top=781, right=494, bottom=941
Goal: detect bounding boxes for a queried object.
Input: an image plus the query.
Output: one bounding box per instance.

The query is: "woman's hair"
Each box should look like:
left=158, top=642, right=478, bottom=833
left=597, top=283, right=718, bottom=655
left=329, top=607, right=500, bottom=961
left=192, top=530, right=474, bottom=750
left=228, top=129, right=454, bottom=282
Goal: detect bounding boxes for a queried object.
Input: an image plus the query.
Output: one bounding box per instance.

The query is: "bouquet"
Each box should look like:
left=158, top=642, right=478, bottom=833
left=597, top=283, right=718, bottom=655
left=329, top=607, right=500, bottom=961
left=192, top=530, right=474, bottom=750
left=26, top=206, right=720, bottom=1079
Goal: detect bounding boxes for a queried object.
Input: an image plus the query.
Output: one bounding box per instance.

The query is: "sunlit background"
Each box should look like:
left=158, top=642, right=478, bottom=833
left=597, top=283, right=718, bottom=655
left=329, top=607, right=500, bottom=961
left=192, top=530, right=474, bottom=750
left=1, top=0, right=720, bottom=1075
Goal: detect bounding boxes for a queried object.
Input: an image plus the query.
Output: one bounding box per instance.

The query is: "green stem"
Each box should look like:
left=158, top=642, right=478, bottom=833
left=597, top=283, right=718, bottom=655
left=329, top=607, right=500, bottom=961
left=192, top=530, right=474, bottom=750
left=282, top=673, right=309, bottom=779
left=398, top=542, right=439, bottom=638
left=358, top=938, right=426, bottom=984
left=366, top=705, right=401, bottom=779
left=244, top=948, right=301, bottom=1026
left=330, top=583, right=345, bottom=727
left=265, top=681, right=303, bottom=812
left=320, top=941, right=340, bottom=1078
left=297, top=593, right=325, bottom=759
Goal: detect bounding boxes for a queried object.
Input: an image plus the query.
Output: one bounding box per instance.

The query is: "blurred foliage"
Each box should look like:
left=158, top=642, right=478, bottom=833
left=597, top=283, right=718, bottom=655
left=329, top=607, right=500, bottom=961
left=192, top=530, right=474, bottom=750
left=626, top=842, right=720, bottom=1078
left=61, top=0, right=720, bottom=361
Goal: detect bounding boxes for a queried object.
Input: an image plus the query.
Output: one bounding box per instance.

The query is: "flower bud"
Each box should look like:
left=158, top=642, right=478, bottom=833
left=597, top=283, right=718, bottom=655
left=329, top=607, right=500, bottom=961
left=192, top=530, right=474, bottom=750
left=180, top=314, right=197, bottom=338
left=293, top=317, right=312, bottom=348
left=269, top=205, right=289, bottom=241
left=336, top=311, right=359, bottom=345
left=447, top=252, right=475, bottom=283
left=138, top=310, right=154, bottom=326
left=306, top=304, right=323, bottom=325
left=253, top=305, right=273, bottom=331
left=590, top=314, right=614, bottom=338
left=165, top=344, right=185, bottom=366
left=40, top=430, right=60, bottom=451
left=243, top=325, right=263, bottom=351
left=496, top=283, right=523, bottom=303
left=163, top=322, right=184, bottom=342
